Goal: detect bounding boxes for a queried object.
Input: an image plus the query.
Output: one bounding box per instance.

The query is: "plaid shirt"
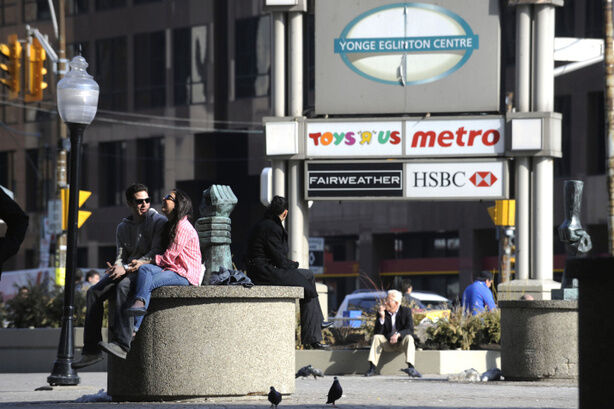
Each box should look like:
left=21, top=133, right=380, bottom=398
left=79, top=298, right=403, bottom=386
left=155, top=216, right=202, bottom=286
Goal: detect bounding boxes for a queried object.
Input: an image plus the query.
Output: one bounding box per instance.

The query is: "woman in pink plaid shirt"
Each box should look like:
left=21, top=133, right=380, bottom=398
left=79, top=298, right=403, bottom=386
left=127, top=189, right=202, bottom=317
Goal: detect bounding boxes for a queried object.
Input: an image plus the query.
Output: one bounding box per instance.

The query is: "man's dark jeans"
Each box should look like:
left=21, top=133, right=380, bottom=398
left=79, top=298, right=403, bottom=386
left=83, top=273, right=136, bottom=354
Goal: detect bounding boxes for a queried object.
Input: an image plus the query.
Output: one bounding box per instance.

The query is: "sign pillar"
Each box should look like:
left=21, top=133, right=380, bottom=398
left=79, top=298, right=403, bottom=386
left=272, top=11, right=286, bottom=198
left=515, top=5, right=531, bottom=281
left=533, top=4, right=555, bottom=284
left=288, top=10, right=309, bottom=267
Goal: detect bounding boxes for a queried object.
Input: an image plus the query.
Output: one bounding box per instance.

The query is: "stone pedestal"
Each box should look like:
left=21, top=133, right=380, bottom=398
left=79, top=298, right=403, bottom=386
left=500, top=300, right=577, bottom=380
left=497, top=279, right=561, bottom=300
left=107, top=286, right=303, bottom=401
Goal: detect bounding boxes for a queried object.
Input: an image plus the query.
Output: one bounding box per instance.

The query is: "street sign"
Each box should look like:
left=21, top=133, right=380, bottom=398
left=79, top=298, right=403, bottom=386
left=306, top=161, right=403, bottom=199
left=309, top=237, right=325, bottom=274
left=404, top=160, right=508, bottom=200
left=315, top=0, right=500, bottom=115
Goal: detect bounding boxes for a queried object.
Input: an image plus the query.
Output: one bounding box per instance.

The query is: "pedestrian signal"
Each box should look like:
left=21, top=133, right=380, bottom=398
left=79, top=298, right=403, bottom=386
left=60, top=188, right=92, bottom=230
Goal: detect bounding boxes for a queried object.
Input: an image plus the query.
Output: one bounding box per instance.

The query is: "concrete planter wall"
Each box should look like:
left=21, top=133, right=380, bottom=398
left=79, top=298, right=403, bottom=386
left=500, top=300, right=578, bottom=380
left=0, top=327, right=108, bottom=373
left=296, top=349, right=500, bottom=376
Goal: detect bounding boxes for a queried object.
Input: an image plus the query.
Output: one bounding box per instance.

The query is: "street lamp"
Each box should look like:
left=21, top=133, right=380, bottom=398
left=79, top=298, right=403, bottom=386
left=48, top=56, right=99, bottom=386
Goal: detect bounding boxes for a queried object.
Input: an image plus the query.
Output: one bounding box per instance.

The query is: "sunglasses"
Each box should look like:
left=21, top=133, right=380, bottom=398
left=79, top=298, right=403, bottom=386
left=163, top=194, right=176, bottom=202
left=135, top=198, right=151, bottom=205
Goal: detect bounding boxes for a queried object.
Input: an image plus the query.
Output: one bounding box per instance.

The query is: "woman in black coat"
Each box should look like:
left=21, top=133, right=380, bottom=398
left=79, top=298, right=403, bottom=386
left=246, top=196, right=328, bottom=349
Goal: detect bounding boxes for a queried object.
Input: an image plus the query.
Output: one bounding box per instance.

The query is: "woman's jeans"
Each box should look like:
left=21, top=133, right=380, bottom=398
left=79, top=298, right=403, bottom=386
left=133, top=264, right=189, bottom=329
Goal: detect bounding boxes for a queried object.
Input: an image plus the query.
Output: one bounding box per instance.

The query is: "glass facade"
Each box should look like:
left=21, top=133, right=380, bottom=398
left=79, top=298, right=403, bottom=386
left=235, top=15, right=270, bottom=98
left=134, top=30, right=166, bottom=109
left=173, top=25, right=208, bottom=105
left=96, top=36, right=127, bottom=110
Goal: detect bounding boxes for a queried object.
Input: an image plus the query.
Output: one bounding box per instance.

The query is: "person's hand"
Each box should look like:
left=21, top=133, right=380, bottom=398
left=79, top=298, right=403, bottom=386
left=106, top=262, right=126, bottom=280
left=378, top=304, right=386, bottom=319
left=390, top=332, right=400, bottom=344
left=126, top=259, right=147, bottom=272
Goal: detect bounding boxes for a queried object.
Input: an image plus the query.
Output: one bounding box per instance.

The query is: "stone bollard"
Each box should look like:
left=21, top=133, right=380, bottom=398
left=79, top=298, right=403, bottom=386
left=500, top=300, right=577, bottom=380
left=195, top=185, right=237, bottom=285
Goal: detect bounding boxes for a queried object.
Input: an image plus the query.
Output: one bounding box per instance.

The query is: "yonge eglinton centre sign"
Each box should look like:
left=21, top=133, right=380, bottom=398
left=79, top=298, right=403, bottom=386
left=315, top=0, right=500, bottom=115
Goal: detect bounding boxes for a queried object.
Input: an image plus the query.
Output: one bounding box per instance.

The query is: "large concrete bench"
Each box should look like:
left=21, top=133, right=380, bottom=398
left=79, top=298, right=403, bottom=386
left=107, top=285, right=303, bottom=401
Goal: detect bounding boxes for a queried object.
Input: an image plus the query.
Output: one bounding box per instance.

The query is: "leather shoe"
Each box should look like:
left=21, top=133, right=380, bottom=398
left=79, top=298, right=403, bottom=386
left=321, top=321, right=334, bottom=329
left=308, top=342, right=330, bottom=350
left=364, top=366, right=376, bottom=377
left=126, top=306, right=147, bottom=316
left=72, top=353, right=103, bottom=369
left=98, top=341, right=128, bottom=360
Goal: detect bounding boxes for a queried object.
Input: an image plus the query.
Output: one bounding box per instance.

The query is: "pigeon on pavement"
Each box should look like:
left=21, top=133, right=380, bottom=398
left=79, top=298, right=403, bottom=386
left=295, top=364, right=313, bottom=378
left=310, top=367, right=324, bottom=379
left=326, top=376, right=343, bottom=407
left=268, top=386, right=282, bottom=408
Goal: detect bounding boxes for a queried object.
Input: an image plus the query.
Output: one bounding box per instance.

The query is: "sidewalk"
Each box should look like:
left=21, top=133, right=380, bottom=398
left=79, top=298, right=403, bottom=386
left=0, top=372, right=578, bottom=409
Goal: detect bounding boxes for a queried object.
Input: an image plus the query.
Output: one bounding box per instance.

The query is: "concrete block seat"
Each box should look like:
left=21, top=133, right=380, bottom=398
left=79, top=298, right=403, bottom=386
left=107, top=285, right=303, bottom=401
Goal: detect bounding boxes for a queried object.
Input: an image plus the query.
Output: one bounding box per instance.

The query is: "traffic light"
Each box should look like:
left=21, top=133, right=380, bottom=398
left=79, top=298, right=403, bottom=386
left=487, top=199, right=516, bottom=226
left=60, top=188, right=92, bottom=230
left=0, top=34, right=22, bottom=99
left=25, top=37, right=47, bottom=102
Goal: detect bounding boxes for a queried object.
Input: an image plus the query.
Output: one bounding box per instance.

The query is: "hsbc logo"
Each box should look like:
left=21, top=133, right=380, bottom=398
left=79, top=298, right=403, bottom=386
left=469, top=172, right=498, bottom=187
left=405, top=161, right=506, bottom=200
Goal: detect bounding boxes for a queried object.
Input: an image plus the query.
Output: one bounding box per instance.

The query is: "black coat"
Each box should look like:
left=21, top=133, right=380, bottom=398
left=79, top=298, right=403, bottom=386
left=246, top=214, right=317, bottom=299
left=374, top=305, right=415, bottom=341
left=0, top=189, right=29, bottom=277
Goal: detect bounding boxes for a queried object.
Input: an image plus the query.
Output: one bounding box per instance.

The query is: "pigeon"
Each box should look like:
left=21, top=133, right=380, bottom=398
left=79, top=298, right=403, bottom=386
left=268, top=386, right=282, bottom=408
left=295, top=364, right=313, bottom=378
left=310, top=367, right=324, bottom=379
left=326, top=376, right=343, bottom=407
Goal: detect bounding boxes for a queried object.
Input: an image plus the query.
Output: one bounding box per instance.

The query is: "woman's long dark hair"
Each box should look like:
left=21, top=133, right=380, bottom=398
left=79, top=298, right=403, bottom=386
left=162, top=189, right=193, bottom=250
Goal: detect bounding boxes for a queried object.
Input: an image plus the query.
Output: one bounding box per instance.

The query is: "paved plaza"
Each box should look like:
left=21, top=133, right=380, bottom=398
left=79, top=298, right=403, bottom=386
left=0, top=372, right=578, bottom=409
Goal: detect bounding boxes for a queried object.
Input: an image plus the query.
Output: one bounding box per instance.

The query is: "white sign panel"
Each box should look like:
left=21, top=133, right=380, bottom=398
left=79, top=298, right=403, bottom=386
left=309, top=237, right=325, bottom=274
left=306, top=121, right=403, bottom=157
left=405, top=118, right=504, bottom=157
left=405, top=160, right=507, bottom=199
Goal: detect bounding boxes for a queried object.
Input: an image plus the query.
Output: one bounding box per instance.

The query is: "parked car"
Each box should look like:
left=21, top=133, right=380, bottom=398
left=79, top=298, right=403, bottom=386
left=332, top=290, right=452, bottom=328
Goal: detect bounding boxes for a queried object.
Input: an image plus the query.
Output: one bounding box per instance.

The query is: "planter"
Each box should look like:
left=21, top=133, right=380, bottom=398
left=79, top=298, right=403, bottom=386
left=0, top=327, right=108, bottom=373
left=296, top=348, right=501, bottom=375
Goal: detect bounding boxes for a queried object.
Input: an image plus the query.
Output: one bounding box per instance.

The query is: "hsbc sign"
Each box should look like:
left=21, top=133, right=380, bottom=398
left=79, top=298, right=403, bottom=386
left=405, top=160, right=507, bottom=200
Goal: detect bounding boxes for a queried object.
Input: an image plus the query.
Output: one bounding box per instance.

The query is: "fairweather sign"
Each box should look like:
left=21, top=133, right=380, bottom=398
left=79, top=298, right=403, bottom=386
left=315, top=0, right=500, bottom=115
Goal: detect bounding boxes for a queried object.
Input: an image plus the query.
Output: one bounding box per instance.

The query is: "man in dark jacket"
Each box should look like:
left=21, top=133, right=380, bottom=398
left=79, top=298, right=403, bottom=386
left=0, top=187, right=29, bottom=279
left=246, top=196, right=330, bottom=349
left=364, top=290, right=421, bottom=378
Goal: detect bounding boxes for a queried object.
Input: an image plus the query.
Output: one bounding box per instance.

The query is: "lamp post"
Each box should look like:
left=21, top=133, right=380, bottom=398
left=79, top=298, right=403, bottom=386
left=48, top=56, right=99, bottom=386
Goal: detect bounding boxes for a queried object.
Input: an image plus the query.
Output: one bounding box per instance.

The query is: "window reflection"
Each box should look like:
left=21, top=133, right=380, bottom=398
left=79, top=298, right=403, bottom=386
left=235, top=15, right=270, bottom=98
left=134, top=31, right=166, bottom=109
left=173, top=25, right=208, bottom=105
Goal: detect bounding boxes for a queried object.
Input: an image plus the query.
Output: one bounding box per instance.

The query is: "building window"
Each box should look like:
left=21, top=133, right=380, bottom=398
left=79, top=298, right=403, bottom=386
left=98, top=141, right=125, bottom=206
left=235, top=15, right=270, bottom=98
left=95, top=0, right=125, bottom=11
left=173, top=25, right=208, bottom=105
left=96, top=36, right=126, bottom=110
left=0, top=150, right=15, bottom=191
left=586, top=91, right=606, bottom=175
left=137, top=137, right=164, bottom=203
left=24, top=0, right=51, bottom=22
left=134, top=30, right=166, bottom=109
left=555, top=1, right=575, bottom=37
left=1, top=0, right=19, bottom=26
left=554, top=95, right=571, bottom=177
left=25, top=148, right=40, bottom=211
left=67, top=0, right=88, bottom=16
left=585, top=1, right=603, bottom=38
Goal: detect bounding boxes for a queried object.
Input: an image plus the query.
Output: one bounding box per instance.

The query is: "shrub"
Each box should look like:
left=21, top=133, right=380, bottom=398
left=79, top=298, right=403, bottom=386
left=423, top=307, right=500, bottom=350
left=2, top=282, right=87, bottom=328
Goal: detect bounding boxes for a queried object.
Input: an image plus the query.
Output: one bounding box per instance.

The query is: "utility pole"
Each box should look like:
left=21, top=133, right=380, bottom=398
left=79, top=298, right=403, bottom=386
left=604, top=0, right=614, bottom=255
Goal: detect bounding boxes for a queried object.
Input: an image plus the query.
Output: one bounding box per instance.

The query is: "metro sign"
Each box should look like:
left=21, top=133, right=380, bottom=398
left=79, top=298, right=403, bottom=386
left=405, top=160, right=507, bottom=200
left=469, top=171, right=498, bottom=187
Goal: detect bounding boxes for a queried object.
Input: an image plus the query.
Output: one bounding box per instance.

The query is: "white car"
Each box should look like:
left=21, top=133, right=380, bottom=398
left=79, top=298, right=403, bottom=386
left=332, top=290, right=452, bottom=328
